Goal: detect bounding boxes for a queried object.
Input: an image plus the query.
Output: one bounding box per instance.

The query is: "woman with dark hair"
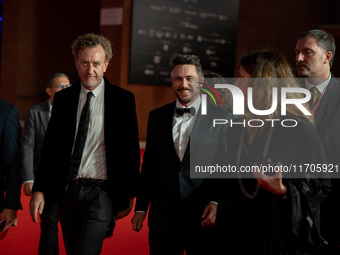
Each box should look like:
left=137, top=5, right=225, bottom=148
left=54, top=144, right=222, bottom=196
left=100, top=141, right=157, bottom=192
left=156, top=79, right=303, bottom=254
left=218, top=50, right=329, bottom=254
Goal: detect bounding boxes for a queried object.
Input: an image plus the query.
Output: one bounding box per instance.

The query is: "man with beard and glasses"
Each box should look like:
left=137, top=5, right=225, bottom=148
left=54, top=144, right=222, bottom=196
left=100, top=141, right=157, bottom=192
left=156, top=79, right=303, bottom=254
left=131, top=55, right=233, bottom=255
left=295, top=29, right=340, bottom=254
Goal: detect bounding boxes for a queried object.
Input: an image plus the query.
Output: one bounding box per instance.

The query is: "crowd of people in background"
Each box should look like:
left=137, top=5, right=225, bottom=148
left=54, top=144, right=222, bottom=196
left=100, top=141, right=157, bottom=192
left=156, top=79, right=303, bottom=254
left=1, top=29, right=339, bottom=255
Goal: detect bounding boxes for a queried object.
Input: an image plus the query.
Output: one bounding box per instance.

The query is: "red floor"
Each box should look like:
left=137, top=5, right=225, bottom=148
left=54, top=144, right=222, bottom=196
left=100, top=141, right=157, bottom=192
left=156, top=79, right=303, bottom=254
left=0, top=193, right=149, bottom=254
left=1, top=149, right=149, bottom=254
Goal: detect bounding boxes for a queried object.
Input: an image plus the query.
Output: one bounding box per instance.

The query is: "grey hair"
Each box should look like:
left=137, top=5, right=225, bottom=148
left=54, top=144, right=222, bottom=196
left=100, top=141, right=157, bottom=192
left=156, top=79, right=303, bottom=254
left=298, top=29, right=336, bottom=67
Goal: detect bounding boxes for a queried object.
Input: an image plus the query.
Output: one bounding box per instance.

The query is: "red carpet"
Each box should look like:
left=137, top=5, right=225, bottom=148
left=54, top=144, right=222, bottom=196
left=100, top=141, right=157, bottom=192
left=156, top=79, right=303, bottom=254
left=0, top=150, right=149, bottom=254
left=0, top=195, right=149, bottom=254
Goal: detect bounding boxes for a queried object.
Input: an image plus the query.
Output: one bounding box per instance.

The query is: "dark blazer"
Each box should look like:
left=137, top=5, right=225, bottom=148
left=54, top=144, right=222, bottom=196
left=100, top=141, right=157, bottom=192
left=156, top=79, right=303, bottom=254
left=33, top=78, right=140, bottom=213
left=217, top=119, right=327, bottom=254
left=21, top=100, right=50, bottom=182
left=135, top=101, right=233, bottom=232
left=313, top=77, right=340, bottom=165
left=0, top=98, right=22, bottom=211
left=314, top=77, right=340, bottom=246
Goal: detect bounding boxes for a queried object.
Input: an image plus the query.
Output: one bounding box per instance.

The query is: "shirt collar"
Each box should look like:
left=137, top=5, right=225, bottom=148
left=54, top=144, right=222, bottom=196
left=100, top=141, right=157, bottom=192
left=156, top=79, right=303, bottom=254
left=48, top=99, right=52, bottom=111
left=305, top=74, right=331, bottom=93
left=175, top=96, right=201, bottom=115
left=80, top=79, right=105, bottom=98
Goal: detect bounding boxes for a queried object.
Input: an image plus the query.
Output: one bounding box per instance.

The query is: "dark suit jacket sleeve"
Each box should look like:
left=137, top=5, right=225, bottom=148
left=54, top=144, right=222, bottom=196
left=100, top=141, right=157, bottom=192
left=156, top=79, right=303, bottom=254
left=104, top=85, right=141, bottom=211
left=196, top=108, right=234, bottom=204
left=32, top=84, right=79, bottom=196
left=135, top=112, right=157, bottom=212
left=116, top=92, right=140, bottom=198
left=1, top=105, right=22, bottom=210
left=209, top=110, right=233, bottom=204
left=21, top=107, right=36, bottom=182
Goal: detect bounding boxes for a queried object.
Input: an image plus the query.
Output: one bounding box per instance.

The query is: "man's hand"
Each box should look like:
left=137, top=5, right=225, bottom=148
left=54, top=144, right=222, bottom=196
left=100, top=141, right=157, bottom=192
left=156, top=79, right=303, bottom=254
left=29, top=191, right=45, bottom=223
left=23, top=182, right=34, bottom=196
left=1, top=209, right=18, bottom=232
left=201, top=202, right=217, bottom=226
left=115, top=197, right=134, bottom=220
left=253, top=162, right=287, bottom=198
left=131, top=212, right=146, bottom=232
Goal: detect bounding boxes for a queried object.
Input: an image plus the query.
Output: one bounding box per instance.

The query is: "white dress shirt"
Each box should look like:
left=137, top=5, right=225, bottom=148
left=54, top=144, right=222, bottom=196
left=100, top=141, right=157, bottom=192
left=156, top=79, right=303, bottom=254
left=76, top=80, right=107, bottom=180
left=305, top=75, right=331, bottom=111
left=172, top=97, right=201, bottom=161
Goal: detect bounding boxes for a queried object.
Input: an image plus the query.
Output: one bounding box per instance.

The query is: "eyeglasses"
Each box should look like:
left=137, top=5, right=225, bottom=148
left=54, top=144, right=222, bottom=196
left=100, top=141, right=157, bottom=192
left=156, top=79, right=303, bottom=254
left=55, top=84, right=72, bottom=89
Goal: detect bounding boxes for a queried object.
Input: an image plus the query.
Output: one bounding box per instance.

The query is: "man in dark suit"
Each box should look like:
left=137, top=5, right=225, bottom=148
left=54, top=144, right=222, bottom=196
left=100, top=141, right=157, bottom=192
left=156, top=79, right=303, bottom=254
left=30, top=33, right=140, bottom=255
left=0, top=98, right=22, bottom=233
left=22, top=73, right=70, bottom=255
left=295, top=29, right=340, bottom=254
left=131, top=55, right=232, bottom=255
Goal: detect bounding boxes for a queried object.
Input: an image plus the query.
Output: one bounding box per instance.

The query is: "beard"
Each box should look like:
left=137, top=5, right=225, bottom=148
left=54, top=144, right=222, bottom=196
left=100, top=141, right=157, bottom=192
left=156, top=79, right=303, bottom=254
left=177, top=88, right=200, bottom=105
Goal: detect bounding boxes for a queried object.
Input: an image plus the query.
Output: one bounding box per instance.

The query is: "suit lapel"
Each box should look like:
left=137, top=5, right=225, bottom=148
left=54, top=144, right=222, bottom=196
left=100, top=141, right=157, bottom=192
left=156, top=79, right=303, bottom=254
left=181, top=105, right=213, bottom=163
left=314, top=77, right=339, bottom=130
left=39, top=101, right=50, bottom=132
left=104, top=78, right=124, bottom=144
left=163, top=102, right=181, bottom=162
left=66, top=81, right=82, bottom=141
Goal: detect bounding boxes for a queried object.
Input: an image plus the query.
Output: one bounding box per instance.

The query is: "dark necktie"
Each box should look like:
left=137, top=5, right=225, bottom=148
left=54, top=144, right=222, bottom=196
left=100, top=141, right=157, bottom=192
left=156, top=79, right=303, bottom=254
left=68, top=91, right=93, bottom=180
left=176, top=107, right=196, bottom=116
left=309, top=86, right=319, bottom=109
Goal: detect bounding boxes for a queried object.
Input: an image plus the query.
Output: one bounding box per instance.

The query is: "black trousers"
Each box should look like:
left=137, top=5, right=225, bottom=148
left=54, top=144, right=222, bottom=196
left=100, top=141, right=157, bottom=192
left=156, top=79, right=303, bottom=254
left=149, top=208, right=221, bottom=255
left=58, top=183, right=114, bottom=255
left=39, top=198, right=59, bottom=255
left=149, top=226, right=220, bottom=255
